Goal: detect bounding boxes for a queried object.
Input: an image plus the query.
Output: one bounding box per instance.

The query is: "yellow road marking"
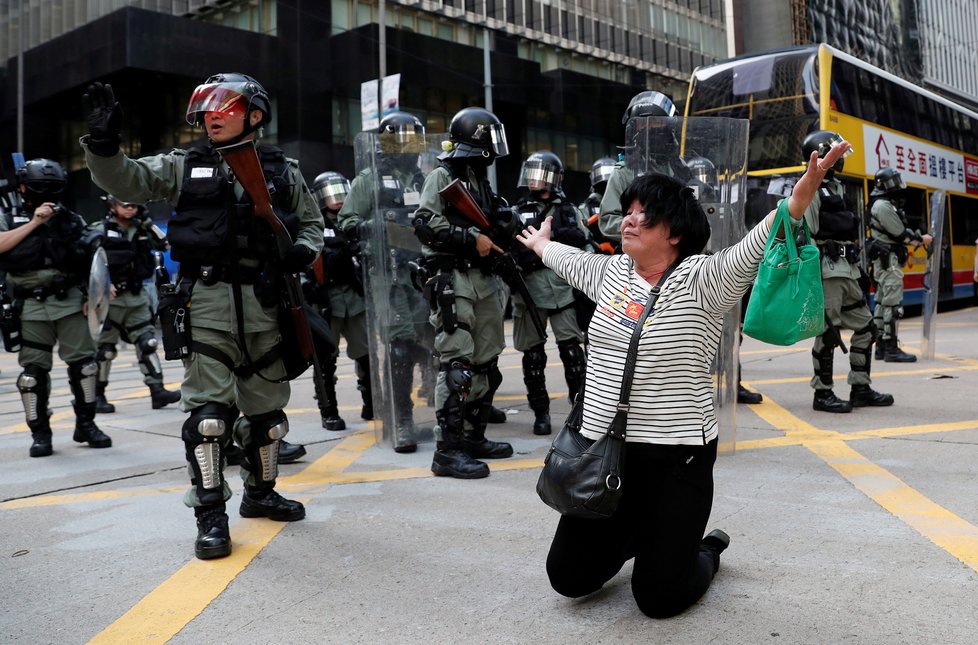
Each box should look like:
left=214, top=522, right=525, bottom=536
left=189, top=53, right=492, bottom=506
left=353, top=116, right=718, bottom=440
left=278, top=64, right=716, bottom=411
left=87, top=431, right=374, bottom=644
left=745, top=398, right=978, bottom=573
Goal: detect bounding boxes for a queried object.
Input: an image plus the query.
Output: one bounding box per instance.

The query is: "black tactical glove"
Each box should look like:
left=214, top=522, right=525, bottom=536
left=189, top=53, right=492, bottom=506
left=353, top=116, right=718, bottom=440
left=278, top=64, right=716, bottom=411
left=281, top=244, right=316, bottom=272
left=82, top=82, right=123, bottom=157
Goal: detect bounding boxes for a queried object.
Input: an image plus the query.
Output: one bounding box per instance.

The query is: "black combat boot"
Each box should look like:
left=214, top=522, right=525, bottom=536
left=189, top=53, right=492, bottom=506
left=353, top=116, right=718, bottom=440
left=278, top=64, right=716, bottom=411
left=390, top=340, right=418, bottom=453
left=431, top=409, right=490, bottom=479
left=737, top=383, right=763, bottom=404
left=149, top=383, right=181, bottom=409
left=95, top=380, right=116, bottom=414
left=813, top=389, right=853, bottom=413
left=69, top=360, right=113, bottom=448
left=487, top=406, right=507, bottom=423
left=461, top=399, right=513, bottom=459
left=315, top=355, right=346, bottom=430
left=874, top=340, right=886, bottom=361
left=883, top=338, right=917, bottom=363
left=278, top=440, right=307, bottom=464
left=849, top=384, right=894, bottom=407
left=355, top=357, right=374, bottom=420
left=239, top=486, right=306, bottom=521
left=29, top=426, right=53, bottom=458
left=194, top=503, right=232, bottom=560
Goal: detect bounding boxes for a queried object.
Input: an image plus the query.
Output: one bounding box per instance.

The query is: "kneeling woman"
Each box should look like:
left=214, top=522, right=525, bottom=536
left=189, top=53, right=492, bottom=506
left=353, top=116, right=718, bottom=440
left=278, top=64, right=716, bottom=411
left=516, top=140, right=850, bottom=618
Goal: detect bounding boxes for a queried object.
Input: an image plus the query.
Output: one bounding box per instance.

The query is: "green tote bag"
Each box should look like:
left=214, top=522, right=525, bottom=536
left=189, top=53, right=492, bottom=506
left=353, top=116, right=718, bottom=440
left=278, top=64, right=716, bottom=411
left=743, top=200, right=825, bottom=345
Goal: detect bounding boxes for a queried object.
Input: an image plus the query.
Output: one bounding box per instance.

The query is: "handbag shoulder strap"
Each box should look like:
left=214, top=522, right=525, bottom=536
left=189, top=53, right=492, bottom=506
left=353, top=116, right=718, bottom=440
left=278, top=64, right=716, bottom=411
left=607, top=261, right=677, bottom=438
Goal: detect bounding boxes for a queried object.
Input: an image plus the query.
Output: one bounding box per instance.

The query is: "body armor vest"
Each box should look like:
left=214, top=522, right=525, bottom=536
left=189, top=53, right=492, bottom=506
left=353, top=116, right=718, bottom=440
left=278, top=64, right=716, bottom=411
left=169, top=142, right=297, bottom=266
left=0, top=206, right=89, bottom=275
left=101, top=219, right=155, bottom=287
left=320, top=221, right=357, bottom=287
left=815, top=185, right=859, bottom=242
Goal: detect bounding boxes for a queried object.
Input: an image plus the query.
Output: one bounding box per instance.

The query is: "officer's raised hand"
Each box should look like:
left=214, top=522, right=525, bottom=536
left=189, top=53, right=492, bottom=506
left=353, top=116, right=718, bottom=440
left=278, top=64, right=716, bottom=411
left=83, top=82, right=123, bottom=157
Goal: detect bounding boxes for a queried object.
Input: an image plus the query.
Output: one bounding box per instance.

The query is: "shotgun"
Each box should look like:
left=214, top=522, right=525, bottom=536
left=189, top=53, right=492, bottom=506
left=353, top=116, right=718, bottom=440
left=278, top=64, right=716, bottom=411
left=438, top=178, right=547, bottom=338
left=215, top=139, right=315, bottom=370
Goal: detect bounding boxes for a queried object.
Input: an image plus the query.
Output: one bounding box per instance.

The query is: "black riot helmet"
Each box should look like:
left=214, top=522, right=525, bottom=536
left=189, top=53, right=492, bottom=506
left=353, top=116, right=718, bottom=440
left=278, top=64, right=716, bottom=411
left=185, top=73, right=271, bottom=129
left=440, top=107, right=509, bottom=161
left=802, top=130, right=847, bottom=173
left=685, top=155, right=718, bottom=201
left=103, top=194, right=146, bottom=219
left=312, top=171, right=351, bottom=212
left=378, top=111, right=425, bottom=154
left=622, top=91, right=677, bottom=124
left=589, top=157, right=617, bottom=192
left=518, top=151, right=564, bottom=194
left=870, top=166, right=907, bottom=197
left=16, top=159, right=67, bottom=206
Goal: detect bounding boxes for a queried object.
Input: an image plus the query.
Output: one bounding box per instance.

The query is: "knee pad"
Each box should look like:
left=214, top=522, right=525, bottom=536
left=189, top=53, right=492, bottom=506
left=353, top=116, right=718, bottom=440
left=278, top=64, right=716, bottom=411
left=442, top=360, right=473, bottom=400
left=522, top=345, right=548, bottom=385
left=135, top=332, right=160, bottom=355
left=893, top=306, right=904, bottom=320
left=17, top=366, right=50, bottom=422
left=182, top=403, right=233, bottom=506
left=67, top=359, right=98, bottom=405
left=97, top=343, right=118, bottom=362
left=245, top=410, right=289, bottom=484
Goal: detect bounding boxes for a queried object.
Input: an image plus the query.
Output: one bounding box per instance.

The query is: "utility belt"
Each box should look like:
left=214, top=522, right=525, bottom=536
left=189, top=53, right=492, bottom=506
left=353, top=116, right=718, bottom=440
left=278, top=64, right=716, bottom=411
left=13, top=279, right=72, bottom=302
left=866, top=238, right=907, bottom=268
left=818, top=240, right=860, bottom=264
left=113, top=280, right=145, bottom=295
left=186, top=263, right=263, bottom=286
left=427, top=255, right=474, bottom=274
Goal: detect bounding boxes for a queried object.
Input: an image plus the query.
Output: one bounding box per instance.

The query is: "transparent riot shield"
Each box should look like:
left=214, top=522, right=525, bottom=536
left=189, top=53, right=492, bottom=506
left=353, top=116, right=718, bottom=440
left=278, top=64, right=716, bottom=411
left=353, top=132, right=448, bottom=450
left=625, top=116, right=749, bottom=453
left=920, top=190, right=946, bottom=361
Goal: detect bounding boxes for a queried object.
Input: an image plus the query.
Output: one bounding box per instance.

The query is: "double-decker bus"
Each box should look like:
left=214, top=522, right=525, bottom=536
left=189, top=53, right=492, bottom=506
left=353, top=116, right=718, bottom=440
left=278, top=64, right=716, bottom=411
left=685, top=43, right=978, bottom=306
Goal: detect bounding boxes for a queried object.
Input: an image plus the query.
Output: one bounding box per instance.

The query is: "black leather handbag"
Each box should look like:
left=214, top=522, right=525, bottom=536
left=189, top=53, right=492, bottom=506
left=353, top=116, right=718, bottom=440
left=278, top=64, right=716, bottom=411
left=536, top=265, right=673, bottom=519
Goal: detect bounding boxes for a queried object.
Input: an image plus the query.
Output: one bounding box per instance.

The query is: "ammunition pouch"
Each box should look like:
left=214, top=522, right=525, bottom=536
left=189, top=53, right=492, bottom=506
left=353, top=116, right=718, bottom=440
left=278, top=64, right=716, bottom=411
left=1, top=298, right=22, bottom=353
left=157, top=280, right=193, bottom=360
left=425, top=272, right=457, bottom=333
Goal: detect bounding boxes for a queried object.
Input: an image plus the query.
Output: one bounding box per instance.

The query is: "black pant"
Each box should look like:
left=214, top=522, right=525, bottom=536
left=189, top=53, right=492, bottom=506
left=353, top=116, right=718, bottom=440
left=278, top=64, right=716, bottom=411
left=546, top=439, right=718, bottom=618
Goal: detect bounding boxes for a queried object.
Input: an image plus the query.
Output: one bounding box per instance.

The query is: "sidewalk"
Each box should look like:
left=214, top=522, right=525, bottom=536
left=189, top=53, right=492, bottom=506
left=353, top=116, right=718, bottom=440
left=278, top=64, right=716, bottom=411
left=2, top=308, right=977, bottom=644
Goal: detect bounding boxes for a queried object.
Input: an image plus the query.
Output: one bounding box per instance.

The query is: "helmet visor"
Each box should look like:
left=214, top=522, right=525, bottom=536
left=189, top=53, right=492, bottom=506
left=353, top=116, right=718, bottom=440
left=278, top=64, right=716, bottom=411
left=314, top=178, right=351, bottom=210
left=186, top=83, right=252, bottom=124
left=880, top=173, right=907, bottom=192
left=816, top=132, right=855, bottom=159
left=590, top=162, right=616, bottom=186
left=487, top=122, right=509, bottom=158
left=518, top=160, right=561, bottom=191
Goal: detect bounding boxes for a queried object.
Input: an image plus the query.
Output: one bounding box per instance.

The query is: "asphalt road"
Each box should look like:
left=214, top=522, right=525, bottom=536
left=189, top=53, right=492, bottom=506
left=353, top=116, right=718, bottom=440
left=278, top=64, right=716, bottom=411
left=2, top=306, right=978, bottom=644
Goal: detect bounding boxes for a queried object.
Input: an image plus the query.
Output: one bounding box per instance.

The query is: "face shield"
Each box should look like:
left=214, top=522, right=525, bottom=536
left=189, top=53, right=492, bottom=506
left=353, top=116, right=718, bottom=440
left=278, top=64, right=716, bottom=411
left=314, top=177, right=351, bottom=211
left=185, top=82, right=253, bottom=125
left=817, top=132, right=855, bottom=173
left=518, top=160, right=562, bottom=193
left=379, top=131, right=426, bottom=155
left=590, top=161, right=616, bottom=187
left=481, top=122, right=510, bottom=158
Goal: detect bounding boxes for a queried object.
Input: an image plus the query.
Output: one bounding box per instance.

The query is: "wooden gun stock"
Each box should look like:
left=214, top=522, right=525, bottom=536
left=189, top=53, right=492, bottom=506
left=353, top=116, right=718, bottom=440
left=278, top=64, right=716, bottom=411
left=215, top=139, right=314, bottom=365
left=438, top=178, right=492, bottom=230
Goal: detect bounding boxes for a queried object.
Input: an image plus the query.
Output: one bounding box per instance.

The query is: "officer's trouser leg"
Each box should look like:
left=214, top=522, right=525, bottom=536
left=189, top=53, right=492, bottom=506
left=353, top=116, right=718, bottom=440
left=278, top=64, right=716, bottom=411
left=522, top=344, right=552, bottom=435
left=18, top=365, right=53, bottom=457
left=236, top=409, right=306, bottom=521
left=389, top=338, right=418, bottom=452
left=67, top=358, right=112, bottom=448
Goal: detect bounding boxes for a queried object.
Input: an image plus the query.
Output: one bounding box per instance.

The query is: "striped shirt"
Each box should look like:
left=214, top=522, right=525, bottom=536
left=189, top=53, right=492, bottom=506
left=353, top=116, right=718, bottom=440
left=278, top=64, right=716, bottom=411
left=542, top=217, right=773, bottom=445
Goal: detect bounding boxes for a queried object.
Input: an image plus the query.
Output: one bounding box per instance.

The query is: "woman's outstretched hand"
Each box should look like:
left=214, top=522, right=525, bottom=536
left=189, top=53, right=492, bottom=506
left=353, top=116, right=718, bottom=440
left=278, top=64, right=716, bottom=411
left=516, top=215, right=553, bottom=258
left=787, top=140, right=853, bottom=219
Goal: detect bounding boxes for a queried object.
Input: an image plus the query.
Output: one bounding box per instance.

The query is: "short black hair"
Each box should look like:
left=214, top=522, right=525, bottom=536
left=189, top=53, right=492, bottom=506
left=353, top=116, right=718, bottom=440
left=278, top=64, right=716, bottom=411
left=619, top=172, right=711, bottom=260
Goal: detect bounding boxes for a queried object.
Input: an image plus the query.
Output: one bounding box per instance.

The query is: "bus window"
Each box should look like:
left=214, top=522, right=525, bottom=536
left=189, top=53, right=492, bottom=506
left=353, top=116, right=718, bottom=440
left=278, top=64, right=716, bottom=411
left=949, top=194, right=978, bottom=247
left=901, top=187, right=928, bottom=235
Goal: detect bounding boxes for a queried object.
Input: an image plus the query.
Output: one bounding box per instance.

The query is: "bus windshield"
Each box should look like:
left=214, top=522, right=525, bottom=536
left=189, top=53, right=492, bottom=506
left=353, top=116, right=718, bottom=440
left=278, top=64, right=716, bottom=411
left=688, top=47, right=820, bottom=171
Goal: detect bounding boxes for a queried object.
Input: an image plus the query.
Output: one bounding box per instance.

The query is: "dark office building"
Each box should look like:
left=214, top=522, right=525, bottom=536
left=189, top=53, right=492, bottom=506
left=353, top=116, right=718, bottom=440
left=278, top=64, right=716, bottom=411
left=0, top=0, right=730, bottom=208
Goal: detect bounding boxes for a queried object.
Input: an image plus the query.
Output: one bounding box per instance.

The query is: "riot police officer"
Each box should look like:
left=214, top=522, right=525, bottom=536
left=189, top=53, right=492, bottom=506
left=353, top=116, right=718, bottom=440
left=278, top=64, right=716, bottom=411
left=867, top=167, right=931, bottom=362
left=580, top=157, right=617, bottom=255
left=0, top=159, right=112, bottom=457
left=338, top=112, right=434, bottom=453
left=92, top=195, right=181, bottom=412
left=308, top=171, right=372, bottom=429
left=801, top=130, right=892, bottom=413
left=413, top=106, right=515, bottom=479
left=599, top=91, right=687, bottom=245
left=512, top=151, right=589, bottom=435
left=82, top=74, right=323, bottom=559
